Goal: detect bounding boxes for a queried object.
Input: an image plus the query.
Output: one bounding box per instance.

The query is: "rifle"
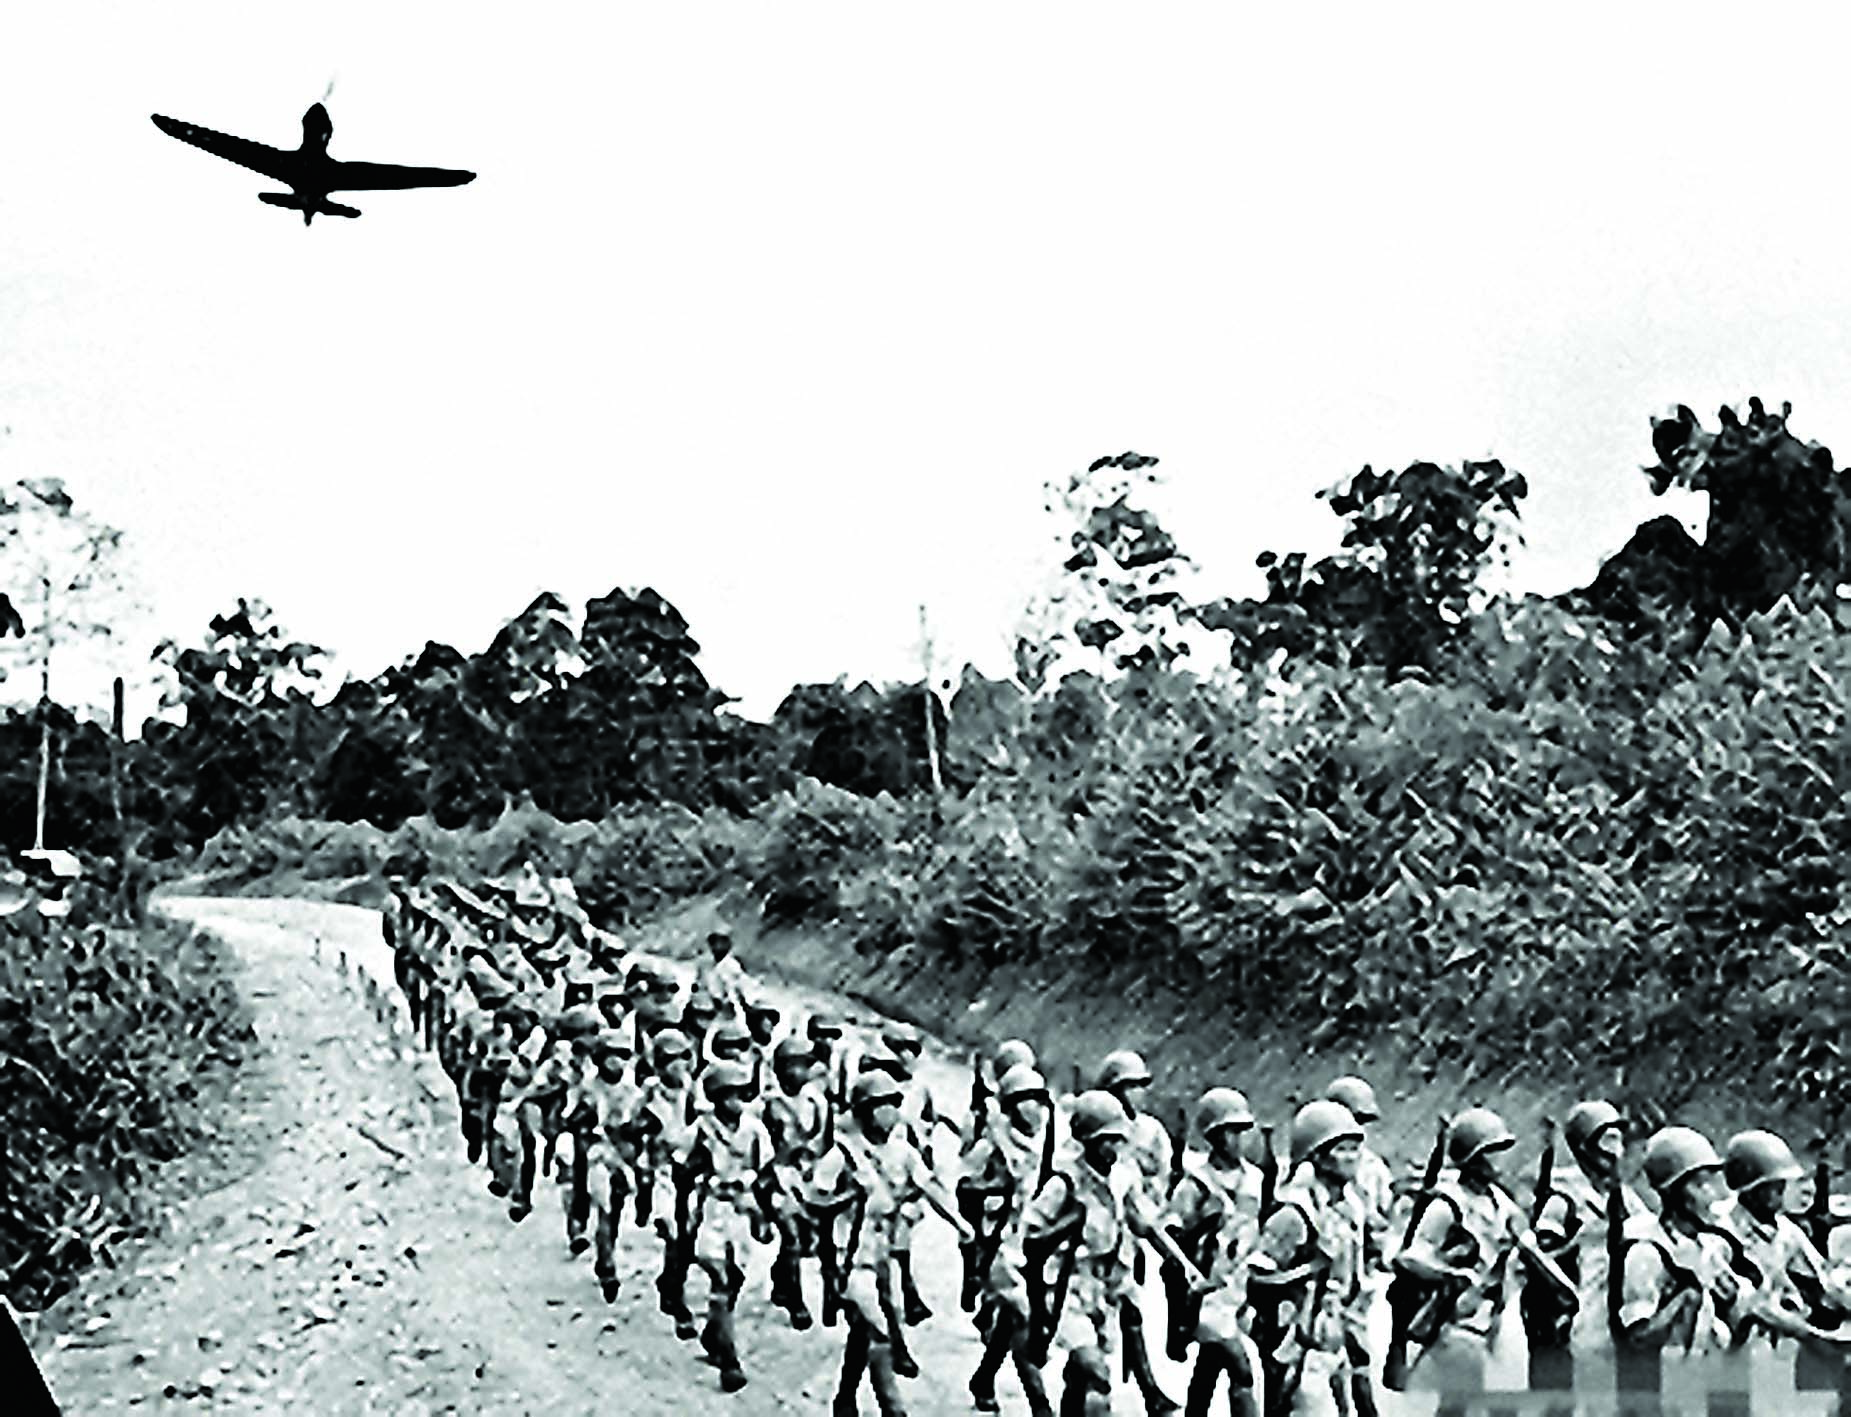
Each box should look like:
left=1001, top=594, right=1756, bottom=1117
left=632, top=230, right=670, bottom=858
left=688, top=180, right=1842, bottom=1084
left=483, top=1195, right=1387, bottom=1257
left=1382, top=1115, right=1453, bottom=1391
left=1258, top=1124, right=1279, bottom=1222
left=1607, top=1171, right=1629, bottom=1347
left=1024, top=1196, right=1085, bottom=1367
left=1803, top=1158, right=1851, bottom=1273
left=1521, top=1118, right=1576, bottom=1351
left=1248, top=1244, right=1332, bottom=1417
left=969, top=1050, right=989, bottom=1138
left=1170, top=1104, right=1188, bottom=1197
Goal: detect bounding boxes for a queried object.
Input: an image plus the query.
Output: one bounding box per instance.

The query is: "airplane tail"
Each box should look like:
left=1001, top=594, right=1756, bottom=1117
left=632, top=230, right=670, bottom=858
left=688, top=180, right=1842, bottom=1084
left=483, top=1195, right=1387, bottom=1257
left=258, top=192, right=361, bottom=221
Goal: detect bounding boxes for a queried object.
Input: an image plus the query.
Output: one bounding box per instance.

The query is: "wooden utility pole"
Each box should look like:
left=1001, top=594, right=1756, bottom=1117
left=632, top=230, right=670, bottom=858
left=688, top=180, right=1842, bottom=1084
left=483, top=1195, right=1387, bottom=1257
left=918, top=604, right=943, bottom=795
left=33, top=566, right=51, bottom=852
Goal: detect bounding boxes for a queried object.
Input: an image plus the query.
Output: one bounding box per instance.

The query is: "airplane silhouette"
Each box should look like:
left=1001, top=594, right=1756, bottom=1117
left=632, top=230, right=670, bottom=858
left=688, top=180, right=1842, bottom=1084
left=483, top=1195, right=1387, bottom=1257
left=151, top=103, right=475, bottom=224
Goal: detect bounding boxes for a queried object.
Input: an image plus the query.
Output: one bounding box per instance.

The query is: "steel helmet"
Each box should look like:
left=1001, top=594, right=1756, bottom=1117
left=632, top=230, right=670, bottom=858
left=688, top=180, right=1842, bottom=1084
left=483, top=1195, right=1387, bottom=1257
left=745, top=998, right=782, bottom=1024
left=1448, top=1109, right=1517, bottom=1168
left=773, top=1037, right=817, bottom=1069
left=882, top=1022, right=923, bottom=1055
left=703, top=1062, right=754, bottom=1100
left=851, top=1072, right=904, bottom=1111
left=591, top=1030, right=633, bottom=1061
left=1069, top=1090, right=1135, bottom=1143
left=1197, top=1088, right=1256, bottom=1136
left=1291, top=1101, right=1364, bottom=1164
left=709, top=1017, right=752, bottom=1053
left=856, top=1046, right=906, bottom=1079
left=1096, top=1050, right=1153, bottom=1092
left=1326, top=1077, right=1380, bottom=1123
left=1724, top=1130, right=1805, bottom=1193
left=1643, top=1127, right=1725, bottom=1194
left=807, top=1014, right=845, bottom=1041
left=1564, top=1100, right=1623, bottom=1157
left=992, top=1039, right=1036, bottom=1075
left=998, top=1064, right=1050, bottom=1102
left=552, top=1004, right=603, bottom=1041
left=653, top=1031, right=695, bottom=1063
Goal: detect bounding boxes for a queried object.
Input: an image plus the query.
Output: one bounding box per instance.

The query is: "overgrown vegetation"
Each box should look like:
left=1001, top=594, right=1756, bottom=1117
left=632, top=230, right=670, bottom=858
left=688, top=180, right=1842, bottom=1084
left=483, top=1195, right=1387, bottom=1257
left=0, top=910, right=256, bottom=1308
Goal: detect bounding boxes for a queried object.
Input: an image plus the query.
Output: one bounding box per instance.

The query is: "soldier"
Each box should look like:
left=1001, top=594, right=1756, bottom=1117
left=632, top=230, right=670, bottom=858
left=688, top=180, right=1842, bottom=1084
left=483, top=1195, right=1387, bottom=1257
left=1395, top=1108, right=1576, bottom=1400
left=762, top=1035, right=829, bottom=1329
left=870, top=1024, right=941, bottom=1327
left=1615, top=1127, right=1746, bottom=1356
left=628, top=961, right=680, bottom=1082
left=1023, top=1090, right=1208, bottom=1417
left=642, top=1029, right=702, bottom=1337
left=961, top=1037, right=1039, bottom=1308
left=810, top=1070, right=975, bottom=1417
left=1723, top=1130, right=1851, bottom=1348
left=1166, top=1088, right=1263, bottom=1417
left=682, top=992, right=722, bottom=1076
left=1093, top=1049, right=1180, bottom=1417
left=576, top=1028, right=642, bottom=1301
left=1249, top=1101, right=1367, bottom=1417
left=473, top=992, right=535, bottom=1205
left=693, top=928, right=750, bottom=1021
left=744, top=995, right=783, bottom=1056
left=1529, top=1100, right=1648, bottom=1363
left=1324, top=1077, right=1395, bottom=1268
left=681, top=1060, right=774, bottom=1394
left=962, top=1062, right=1057, bottom=1417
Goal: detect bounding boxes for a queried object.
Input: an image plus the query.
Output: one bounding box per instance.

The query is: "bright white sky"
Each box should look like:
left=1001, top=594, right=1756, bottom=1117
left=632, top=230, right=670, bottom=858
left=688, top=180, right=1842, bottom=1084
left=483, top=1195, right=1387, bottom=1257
left=4, top=3, right=1847, bottom=725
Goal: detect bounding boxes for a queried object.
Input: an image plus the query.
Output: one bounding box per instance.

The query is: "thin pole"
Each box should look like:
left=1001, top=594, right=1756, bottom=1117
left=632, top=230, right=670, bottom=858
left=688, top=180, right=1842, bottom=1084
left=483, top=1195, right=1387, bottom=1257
left=33, top=566, right=50, bottom=851
left=918, top=604, right=942, bottom=796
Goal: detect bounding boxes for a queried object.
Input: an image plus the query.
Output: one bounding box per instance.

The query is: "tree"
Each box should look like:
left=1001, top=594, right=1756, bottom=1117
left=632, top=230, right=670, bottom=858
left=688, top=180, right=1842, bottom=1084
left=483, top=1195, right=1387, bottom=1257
left=149, top=600, right=330, bottom=841
left=1199, top=458, right=1528, bottom=677
left=0, top=478, right=131, bottom=851
left=1017, top=452, right=1224, bottom=690
left=1626, top=397, right=1851, bottom=628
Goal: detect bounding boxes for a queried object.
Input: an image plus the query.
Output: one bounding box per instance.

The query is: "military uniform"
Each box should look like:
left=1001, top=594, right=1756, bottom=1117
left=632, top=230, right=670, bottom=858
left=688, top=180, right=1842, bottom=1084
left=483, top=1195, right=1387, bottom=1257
left=1024, top=1140, right=1145, bottom=1358
left=1617, top=1208, right=1739, bottom=1353
left=1534, top=1164, right=1650, bottom=1354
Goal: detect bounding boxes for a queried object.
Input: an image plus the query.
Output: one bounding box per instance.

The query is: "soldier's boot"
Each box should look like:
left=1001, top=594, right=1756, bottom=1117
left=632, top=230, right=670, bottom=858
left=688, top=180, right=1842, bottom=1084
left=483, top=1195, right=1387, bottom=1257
left=957, top=1189, right=985, bottom=1312
left=702, top=1301, right=747, bottom=1393
left=1014, top=1340, right=1055, bottom=1417
left=461, top=1089, right=483, bottom=1163
left=566, top=1147, right=591, bottom=1254
left=517, top=1125, right=538, bottom=1206
left=1183, top=1342, right=1223, bottom=1417
left=895, top=1251, right=931, bottom=1326
left=878, top=1279, right=920, bottom=1379
left=1061, top=1352, right=1113, bottom=1417
left=1162, top=1260, right=1193, bottom=1362
left=969, top=1304, right=1019, bottom=1412
left=1121, top=1305, right=1180, bottom=1417
left=866, top=1338, right=911, bottom=1417
left=835, top=1320, right=870, bottom=1417
left=1343, top=1333, right=1378, bottom=1417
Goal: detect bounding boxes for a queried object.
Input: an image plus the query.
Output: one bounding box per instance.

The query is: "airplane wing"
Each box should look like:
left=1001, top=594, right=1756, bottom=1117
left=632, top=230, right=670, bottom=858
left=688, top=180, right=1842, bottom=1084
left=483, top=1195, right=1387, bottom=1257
left=152, top=115, right=301, bottom=183
left=327, top=161, right=476, bottom=192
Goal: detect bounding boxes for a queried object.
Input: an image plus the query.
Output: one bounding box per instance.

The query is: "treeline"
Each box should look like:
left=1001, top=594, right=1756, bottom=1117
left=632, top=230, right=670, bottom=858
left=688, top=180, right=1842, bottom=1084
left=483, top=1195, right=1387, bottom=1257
left=12, top=398, right=1851, bottom=1129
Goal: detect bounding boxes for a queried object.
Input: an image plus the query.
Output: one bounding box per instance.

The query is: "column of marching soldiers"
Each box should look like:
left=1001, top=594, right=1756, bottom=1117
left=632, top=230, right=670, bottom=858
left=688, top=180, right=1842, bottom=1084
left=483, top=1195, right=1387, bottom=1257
left=376, top=861, right=1851, bottom=1417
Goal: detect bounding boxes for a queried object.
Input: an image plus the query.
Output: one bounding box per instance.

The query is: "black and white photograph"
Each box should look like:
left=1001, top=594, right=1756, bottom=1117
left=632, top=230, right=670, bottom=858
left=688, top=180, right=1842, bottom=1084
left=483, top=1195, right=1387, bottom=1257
left=4, top=5, right=1851, bottom=1414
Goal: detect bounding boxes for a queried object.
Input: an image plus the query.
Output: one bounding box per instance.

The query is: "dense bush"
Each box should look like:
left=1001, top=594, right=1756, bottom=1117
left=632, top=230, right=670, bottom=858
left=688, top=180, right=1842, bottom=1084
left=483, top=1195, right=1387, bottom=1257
left=0, top=912, right=256, bottom=1308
